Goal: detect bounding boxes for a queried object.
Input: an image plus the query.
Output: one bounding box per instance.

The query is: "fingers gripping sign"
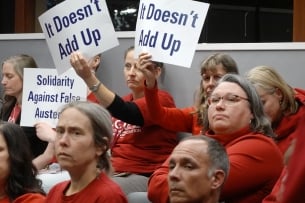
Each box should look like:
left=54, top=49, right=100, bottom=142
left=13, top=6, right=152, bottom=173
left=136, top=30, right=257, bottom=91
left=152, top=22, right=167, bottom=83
left=70, top=52, right=93, bottom=80
left=138, top=52, right=159, bottom=88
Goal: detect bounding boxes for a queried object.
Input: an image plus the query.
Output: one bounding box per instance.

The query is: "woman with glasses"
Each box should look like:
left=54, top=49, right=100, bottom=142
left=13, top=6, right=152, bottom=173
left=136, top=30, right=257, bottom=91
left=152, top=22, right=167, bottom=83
left=147, top=74, right=283, bottom=203
left=138, top=52, right=239, bottom=135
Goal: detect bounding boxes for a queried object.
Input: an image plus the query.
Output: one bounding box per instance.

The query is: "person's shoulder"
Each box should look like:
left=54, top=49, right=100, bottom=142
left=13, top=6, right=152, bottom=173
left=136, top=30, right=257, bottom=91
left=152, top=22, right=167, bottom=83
left=48, top=180, right=70, bottom=194
left=157, top=89, right=173, bottom=96
left=232, top=132, right=281, bottom=155
left=92, top=173, right=127, bottom=201
left=13, top=193, right=45, bottom=203
left=122, top=93, right=133, bottom=101
left=237, top=132, right=277, bottom=145
left=294, top=88, right=305, bottom=104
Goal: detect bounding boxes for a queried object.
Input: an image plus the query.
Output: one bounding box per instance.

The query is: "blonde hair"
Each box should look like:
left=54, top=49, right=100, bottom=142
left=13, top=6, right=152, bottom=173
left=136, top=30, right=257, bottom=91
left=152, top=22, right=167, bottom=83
left=246, top=65, right=297, bottom=115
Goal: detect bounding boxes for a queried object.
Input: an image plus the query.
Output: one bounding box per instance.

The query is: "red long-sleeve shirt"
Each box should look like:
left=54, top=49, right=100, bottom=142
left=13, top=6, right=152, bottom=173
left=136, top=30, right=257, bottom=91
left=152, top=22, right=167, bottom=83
left=143, top=85, right=202, bottom=135
left=273, top=88, right=305, bottom=153
left=148, top=127, right=283, bottom=203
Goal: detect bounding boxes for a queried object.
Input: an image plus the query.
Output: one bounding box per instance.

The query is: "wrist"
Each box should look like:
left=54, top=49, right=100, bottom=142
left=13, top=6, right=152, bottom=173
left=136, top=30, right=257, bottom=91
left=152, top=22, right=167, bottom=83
left=89, top=81, right=102, bottom=92
left=145, top=80, right=156, bottom=89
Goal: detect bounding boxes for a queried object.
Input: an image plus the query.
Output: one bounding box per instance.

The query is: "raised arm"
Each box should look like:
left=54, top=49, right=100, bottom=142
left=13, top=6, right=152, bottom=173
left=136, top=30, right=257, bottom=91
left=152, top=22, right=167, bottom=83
left=70, top=52, right=144, bottom=126
left=138, top=52, right=198, bottom=133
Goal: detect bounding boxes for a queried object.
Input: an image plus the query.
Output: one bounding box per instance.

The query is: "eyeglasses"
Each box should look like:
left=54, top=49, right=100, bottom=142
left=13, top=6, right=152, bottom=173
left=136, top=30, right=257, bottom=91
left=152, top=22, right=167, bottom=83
left=208, top=93, right=249, bottom=106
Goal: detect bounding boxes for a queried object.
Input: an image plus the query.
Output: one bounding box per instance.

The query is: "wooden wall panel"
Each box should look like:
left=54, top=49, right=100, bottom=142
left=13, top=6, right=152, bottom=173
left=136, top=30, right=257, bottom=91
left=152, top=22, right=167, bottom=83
left=293, top=0, right=305, bottom=41
left=15, top=0, right=35, bottom=33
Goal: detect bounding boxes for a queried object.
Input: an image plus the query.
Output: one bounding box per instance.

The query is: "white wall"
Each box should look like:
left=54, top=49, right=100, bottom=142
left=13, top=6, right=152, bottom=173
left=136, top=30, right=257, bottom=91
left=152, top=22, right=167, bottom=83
left=0, top=32, right=305, bottom=108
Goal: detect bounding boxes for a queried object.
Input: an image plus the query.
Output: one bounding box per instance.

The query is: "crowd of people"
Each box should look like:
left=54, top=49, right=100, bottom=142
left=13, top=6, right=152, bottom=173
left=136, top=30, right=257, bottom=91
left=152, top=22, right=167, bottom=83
left=0, top=48, right=304, bottom=203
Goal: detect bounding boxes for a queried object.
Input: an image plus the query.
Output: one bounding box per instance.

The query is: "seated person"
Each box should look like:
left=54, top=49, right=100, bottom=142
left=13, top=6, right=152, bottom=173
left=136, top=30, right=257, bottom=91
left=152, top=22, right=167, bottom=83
left=147, top=74, right=283, bottom=203
left=45, top=101, right=127, bottom=202
left=70, top=47, right=178, bottom=194
left=1, top=54, right=47, bottom=157
left=0, top=121, right=45, bottom=202
left=168, top=135, right=229, bottom=203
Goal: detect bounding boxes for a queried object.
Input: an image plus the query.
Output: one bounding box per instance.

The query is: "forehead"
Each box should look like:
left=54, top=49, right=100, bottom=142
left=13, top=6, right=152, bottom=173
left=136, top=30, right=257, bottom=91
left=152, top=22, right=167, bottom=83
left=58, top=108, right=90, bottom=127
left=202, top=63, right=226, bottom=75
left=171, top=140, right=208, bottom=162
left=255, top=85, right=268, bottom=95
left=125, top=50, right=136, bottom=61
left=2, top=62, right=15, bottom=71
left=213, top=82, right=245, bottom=95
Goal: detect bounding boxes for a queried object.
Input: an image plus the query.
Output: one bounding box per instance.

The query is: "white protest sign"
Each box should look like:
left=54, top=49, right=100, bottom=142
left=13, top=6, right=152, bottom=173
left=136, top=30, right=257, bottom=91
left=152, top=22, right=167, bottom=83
left=39, top=0, right=119, bottom=74
left=20, top=68, right=87, bottom=127
left=134, top=0, right=209, bottom=68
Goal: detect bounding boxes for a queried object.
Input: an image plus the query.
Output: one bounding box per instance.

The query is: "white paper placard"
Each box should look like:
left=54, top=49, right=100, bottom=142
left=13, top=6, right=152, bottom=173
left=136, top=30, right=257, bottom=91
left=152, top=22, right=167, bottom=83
left=39, top=0, right=119, bottom=74
left=20, top=68, right=87, bottom=127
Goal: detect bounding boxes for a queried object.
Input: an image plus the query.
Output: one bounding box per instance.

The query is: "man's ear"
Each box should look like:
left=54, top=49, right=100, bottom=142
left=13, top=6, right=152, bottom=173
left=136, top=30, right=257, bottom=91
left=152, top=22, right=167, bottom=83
left=211, top=170, right=226, bottom=189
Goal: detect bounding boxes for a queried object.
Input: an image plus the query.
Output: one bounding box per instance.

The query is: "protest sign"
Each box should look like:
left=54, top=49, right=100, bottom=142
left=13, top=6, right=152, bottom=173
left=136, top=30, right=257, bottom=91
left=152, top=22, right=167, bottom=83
left=20, top=68, right=87, bottom=127
left=134, top=0, right=209, bottom=68
left=39, top=0, right=119, bottom=74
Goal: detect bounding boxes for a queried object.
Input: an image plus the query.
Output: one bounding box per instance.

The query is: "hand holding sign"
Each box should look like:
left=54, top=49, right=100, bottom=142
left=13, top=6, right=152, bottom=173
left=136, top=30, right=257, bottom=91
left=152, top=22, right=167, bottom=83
left=138, top=52, right=159, bottom=89
left=134, top=0, right=209, bottom=68
left=70, top=51, right=93, bottom=80
left=39, top=0, right=118, bottom=74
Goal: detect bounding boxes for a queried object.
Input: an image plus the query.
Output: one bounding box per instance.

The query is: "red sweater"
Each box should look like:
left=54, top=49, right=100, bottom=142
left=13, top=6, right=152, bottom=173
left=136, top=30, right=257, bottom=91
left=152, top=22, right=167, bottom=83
left=45, top=172, right=127, bottom=203
left=263, top=112, right=305, bottom=203
left=280, top=116, right=305, bottom=203
left=143, top=85, right=202, bottom=135
left=262, top=88, right=305, bottom=203
left=148, top=127, right=283, bottom=203
left=111, top=89, right=178, bottom=174
left=273, top=88, right=305, bottom=153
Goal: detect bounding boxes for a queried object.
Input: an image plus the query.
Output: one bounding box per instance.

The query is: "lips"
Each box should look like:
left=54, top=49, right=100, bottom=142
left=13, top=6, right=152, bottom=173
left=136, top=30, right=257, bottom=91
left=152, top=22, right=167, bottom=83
left=127, top=80, right=137, bottom=84
left=57, top=152, right=70, bottom=158
left=212, top=114, right=228, bottom=120
left=169, top=185, right=183, bottom=193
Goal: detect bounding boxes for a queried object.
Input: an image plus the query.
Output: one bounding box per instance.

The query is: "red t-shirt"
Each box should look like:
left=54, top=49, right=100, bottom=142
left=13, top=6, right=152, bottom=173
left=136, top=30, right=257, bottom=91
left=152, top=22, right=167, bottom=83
left=111, top=89, right=178, bottom=174
left=148, top=127, right=283, bottom=203
left=0, top=193, right=45, bottom=203
left=45, top=172, right=127, bottom=203
left=87, top=92, right=99, bottom=104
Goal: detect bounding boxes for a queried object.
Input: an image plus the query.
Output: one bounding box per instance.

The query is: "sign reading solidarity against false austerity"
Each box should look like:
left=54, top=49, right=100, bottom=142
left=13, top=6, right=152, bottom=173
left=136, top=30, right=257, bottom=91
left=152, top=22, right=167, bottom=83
left=39, top=0, right=118, bottom=74
left=134, top=0, right=209, bottom=68
left=20, top=68, right=87, bottom=127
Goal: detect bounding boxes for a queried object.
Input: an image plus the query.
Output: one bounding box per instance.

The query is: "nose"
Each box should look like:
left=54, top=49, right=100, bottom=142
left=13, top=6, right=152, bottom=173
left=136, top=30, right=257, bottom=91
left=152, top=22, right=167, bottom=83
left=127, top=65, right=137, bottom=75
left=208, top=76, right=217, bottom=85
left=1, top=77, right=7, bottom=85
left=57, top=133, right=69, bottom=146
left=168, top=166, right=181, bottom=181
left=215, top=98, right=226, bottom=108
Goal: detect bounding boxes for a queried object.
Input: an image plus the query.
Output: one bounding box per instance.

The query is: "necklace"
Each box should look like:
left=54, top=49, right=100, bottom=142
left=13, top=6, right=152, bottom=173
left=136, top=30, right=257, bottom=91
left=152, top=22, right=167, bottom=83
left=8, top=104, right=21, bottom=123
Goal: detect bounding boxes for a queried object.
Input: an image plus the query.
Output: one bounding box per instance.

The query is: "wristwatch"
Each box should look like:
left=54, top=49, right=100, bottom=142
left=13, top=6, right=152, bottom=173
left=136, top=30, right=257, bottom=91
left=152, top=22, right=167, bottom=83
left=89, top=81, right=102, bottom=92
